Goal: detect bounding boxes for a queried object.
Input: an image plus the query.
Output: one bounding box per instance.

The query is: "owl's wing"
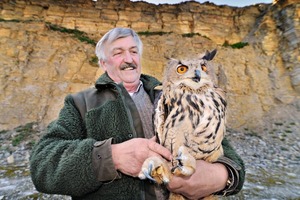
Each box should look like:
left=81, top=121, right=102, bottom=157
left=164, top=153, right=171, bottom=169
left=154, top=94, right=166, bottom=145
left=193, top=90, right=226, bottom=162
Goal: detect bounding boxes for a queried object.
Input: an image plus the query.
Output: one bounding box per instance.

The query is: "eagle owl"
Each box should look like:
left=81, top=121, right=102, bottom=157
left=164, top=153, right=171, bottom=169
left=139, top=49, right=226, bottom=200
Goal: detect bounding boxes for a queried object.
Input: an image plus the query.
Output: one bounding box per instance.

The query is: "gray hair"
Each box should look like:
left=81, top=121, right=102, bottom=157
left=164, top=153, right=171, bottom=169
left=95, top=27, right=143, bottom=62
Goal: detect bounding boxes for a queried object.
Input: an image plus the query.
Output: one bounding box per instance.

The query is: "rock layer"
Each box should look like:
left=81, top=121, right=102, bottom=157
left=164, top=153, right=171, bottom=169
left=0, top=0, right=299, bottom=131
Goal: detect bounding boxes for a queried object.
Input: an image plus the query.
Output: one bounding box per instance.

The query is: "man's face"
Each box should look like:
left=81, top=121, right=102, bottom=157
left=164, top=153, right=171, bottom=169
left=101, top=36, right=141, bottom=86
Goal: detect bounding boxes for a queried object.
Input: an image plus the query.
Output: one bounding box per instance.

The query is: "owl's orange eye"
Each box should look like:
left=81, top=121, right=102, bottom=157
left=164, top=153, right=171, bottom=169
left=177, top=65, right=188, bottom=74
left=201, top=64, right=207, bottom=72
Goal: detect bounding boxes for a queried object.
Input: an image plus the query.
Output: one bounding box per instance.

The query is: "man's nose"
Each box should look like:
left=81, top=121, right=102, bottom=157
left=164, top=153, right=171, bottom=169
left=123, top=51, right=133, bottom=63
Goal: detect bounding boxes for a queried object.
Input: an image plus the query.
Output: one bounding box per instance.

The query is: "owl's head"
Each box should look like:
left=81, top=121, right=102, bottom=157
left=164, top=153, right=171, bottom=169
left=163, top=49, right=217, bottom=91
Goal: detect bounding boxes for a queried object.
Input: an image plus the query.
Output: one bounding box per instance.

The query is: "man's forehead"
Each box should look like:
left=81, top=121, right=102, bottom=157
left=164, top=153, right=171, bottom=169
left=108, top=37, right=137, bottom=50
left=111, top=45, right=138, bottom=51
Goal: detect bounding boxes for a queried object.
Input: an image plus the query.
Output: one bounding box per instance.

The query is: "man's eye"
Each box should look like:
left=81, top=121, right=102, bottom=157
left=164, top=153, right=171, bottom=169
left=130, top=49, right=138, bottom=54
left=113, top=52, right=122, bottom=56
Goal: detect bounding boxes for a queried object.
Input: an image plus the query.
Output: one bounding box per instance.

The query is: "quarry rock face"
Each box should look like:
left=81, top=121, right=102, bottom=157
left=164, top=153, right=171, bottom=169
left=0, top=0, right=299, bottom=131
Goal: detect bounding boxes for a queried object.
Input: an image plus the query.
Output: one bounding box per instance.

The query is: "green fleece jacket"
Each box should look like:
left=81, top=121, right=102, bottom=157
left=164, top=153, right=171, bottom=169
left=30, top=73, right=245, bottom=199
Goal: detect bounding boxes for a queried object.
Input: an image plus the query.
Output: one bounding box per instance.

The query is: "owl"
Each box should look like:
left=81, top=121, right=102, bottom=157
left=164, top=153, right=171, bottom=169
left=138, top=49, right=226, bottom=200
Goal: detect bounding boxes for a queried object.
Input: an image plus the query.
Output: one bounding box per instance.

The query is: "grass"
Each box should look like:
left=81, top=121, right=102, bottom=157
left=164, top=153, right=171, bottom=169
left=274, top=122, right=284, bottom=126
left=0, top=129, right=9, bottom=134
left=12, top=122, right=39, bottom=147
left=182, top=33, right=211, bottom=40
left=284, top=129, right=293, bottom=134
left=0, top=165, right=30, bottom=178
left=137, top=31, right=172, bottom=36
left=46, top=23, right=96, bottom=45
left=245, top=130, right=262, bottom=139
left=0, top=18, right=22, bottom=23
left=222, top=40, right=249, bottom=49
left=89, top=56, right=98, bottom=66
left=1, top=18, right=97, bottom=45
left=182, top=33, right=200, bottom=38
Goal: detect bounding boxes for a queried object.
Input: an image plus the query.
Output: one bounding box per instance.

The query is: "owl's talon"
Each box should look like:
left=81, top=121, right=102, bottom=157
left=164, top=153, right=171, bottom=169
left=171, top=146, right=196, bottom=176
left=143, top=163, right=157, bottom=182
left=139, top=156, right=171, bottom=184
left=143, top=171, right=157, bottom=182
left=175, top=155, right=183, bottom=164
left=171, top=165, right=182, bottom=173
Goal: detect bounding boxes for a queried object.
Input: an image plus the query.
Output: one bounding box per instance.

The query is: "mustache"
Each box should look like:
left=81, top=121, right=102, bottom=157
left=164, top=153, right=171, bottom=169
left=120, top=63, right=137, bottom=70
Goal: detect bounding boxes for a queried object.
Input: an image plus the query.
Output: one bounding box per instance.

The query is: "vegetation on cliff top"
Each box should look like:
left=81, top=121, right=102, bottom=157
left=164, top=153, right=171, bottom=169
left=222, top=40, right=249, bottom=49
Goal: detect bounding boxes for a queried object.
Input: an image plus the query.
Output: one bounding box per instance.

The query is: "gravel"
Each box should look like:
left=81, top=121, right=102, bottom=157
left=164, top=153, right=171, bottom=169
left=0, top=120, right=299, bottom=200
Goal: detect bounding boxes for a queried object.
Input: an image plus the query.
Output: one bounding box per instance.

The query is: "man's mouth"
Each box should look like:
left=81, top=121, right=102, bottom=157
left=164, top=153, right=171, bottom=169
left=120, top=63, right=137, bottom=71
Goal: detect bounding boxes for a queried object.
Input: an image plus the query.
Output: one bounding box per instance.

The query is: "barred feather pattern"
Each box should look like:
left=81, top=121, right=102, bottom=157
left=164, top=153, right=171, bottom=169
left=155, top=83, right=226, bottom=163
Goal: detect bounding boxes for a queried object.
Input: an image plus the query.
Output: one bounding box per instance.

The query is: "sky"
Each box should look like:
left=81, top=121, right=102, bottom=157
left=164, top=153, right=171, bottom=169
left=131, top=0, right=273, bottom=7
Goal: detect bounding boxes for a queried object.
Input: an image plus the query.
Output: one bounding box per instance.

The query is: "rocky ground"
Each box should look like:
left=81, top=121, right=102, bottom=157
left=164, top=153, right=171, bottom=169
left=0, top=121, right=299, bottom=200
left=225, top=121, right=300, bottom=200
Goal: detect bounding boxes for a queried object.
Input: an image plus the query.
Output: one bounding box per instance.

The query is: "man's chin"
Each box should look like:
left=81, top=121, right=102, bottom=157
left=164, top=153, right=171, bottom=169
left=121, top=70, right=140, bottom=77
left=121, top=75, right=140, bottom=84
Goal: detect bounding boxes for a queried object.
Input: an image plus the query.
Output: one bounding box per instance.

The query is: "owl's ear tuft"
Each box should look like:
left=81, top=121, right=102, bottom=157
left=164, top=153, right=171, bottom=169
left=202, top=49, right=217, bottom=61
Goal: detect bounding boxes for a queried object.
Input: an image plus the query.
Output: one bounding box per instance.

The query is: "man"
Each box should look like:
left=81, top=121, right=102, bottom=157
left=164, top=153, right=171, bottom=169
left=30, top=27, right=245, bottom=199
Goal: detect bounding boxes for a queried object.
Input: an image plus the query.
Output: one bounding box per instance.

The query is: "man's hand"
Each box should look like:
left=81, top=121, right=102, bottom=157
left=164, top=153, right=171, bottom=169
left=111, top=137, right=172, bottom=177
left=167, top=160, right=228, bottom=199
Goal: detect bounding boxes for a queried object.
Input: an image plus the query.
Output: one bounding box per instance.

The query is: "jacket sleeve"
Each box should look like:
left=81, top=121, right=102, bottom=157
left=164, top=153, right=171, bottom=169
left=215, top=137, right=245, bottom=196
left=30, top=95, right=108, bottom=196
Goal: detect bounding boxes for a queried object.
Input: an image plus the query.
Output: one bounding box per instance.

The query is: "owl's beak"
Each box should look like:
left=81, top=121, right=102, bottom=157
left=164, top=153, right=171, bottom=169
left=192, top=69, right=201, bottom=82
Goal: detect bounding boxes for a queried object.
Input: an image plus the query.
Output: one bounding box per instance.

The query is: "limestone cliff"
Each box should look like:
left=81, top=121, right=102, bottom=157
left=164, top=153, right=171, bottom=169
left=0, top=0, right=299, bottom=131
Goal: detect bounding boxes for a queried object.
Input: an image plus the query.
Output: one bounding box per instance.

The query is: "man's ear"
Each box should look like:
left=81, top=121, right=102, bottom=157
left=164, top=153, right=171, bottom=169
left=100, top=59, right=107, bottom=71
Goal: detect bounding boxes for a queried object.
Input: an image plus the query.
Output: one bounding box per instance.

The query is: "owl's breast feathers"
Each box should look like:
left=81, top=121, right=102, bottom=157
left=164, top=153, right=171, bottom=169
left=158, top=85, right=226, bottom=160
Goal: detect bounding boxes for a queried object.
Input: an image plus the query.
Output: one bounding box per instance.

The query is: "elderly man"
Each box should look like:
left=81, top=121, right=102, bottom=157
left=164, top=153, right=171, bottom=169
left=30, top=27, right=244, bottom=199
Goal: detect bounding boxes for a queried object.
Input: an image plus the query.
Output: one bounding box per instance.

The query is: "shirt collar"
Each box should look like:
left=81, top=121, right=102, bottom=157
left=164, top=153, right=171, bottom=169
left=128, top=81, right=143, bottom=96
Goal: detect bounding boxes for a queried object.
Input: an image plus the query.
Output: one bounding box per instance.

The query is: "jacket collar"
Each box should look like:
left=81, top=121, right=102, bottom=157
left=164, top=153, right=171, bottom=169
left=95, top=72, right=162, bottom=102
left=95, top=72, right=114, bottom=85
left=95, top=72, right=161, bottom=90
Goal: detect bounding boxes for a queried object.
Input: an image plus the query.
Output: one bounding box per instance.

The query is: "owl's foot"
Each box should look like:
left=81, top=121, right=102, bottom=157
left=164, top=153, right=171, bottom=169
left=171, top=146, right=196, bottom=176
left=138, top=156, right=171, bottom=184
